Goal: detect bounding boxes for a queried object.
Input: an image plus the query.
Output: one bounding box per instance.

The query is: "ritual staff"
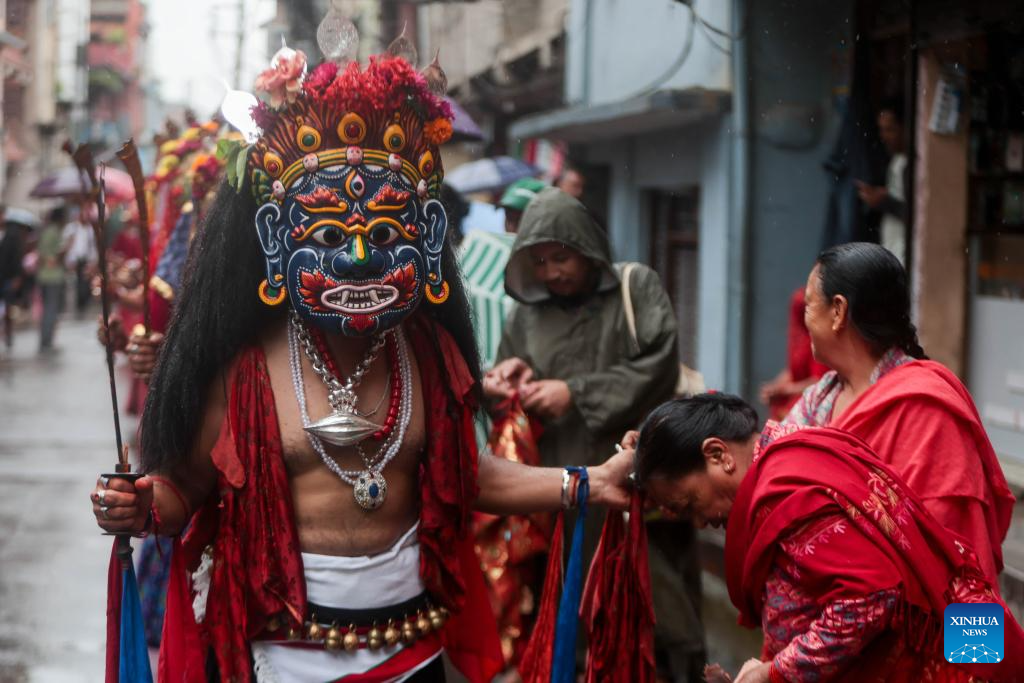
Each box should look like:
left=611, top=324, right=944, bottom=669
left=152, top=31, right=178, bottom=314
left=485, top=187, right=704, bottom=679
left=784, top=242, right=1014, bottom=586
left=91, top=40, right=631, bottom=683
left=635, top=393, right=1024, bottom=683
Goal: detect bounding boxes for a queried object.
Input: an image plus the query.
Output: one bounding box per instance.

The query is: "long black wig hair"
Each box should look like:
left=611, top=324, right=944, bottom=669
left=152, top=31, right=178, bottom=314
left=139, top=177, right=481, bottom=473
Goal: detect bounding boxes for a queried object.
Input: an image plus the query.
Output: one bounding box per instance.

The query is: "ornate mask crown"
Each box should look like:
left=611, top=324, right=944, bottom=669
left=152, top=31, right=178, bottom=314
left=247, top=54, right=453, bottom=205
left=230, top=15, right=456, bottom=337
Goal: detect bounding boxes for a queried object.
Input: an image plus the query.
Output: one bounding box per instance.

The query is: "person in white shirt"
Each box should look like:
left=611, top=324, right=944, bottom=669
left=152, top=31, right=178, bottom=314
left=61, top=206, right=96, bottom=313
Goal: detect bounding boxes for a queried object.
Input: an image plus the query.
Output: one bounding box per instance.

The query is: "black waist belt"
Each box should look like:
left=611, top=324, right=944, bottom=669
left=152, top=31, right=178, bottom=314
left=307, top=591, right=432, bottom=626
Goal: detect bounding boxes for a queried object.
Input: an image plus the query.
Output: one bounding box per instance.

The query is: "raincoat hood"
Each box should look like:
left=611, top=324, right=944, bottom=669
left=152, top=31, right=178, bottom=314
left=504, top=188, right=618, bottom=303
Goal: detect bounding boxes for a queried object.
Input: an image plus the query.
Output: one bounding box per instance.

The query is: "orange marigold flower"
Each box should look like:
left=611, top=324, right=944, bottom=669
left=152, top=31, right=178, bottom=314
left=423, top=118, right=453, bottom=146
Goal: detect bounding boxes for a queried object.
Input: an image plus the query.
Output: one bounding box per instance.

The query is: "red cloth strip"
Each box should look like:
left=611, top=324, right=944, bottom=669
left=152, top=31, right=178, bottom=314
left=518, top=514, right=565, bottom=682
left=581, top=492, right=655, bottom=683
left=104, top=542, right=122, bottom=683
left=327, top=634, right=442, bottom=682
left=148, top=474, right=192, bottom=520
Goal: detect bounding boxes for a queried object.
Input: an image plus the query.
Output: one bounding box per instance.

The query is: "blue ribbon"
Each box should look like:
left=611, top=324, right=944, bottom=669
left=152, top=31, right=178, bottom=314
left=551, top=466, right=589, bottom=683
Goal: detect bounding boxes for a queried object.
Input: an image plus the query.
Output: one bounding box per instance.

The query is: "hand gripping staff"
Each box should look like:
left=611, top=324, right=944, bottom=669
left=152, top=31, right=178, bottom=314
left=64, top=141, right=153, bottom=683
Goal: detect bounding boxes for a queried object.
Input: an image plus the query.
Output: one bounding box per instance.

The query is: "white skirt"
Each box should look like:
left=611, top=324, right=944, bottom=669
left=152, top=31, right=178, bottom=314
left=251, top=524, right=442, bottom=683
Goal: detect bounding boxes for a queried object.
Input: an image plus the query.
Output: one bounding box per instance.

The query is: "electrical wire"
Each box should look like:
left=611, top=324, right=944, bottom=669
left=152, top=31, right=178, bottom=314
left=625, top=1, right=697, bottom=99
left=697, top=16, right=734, bottom=55
left=692, top=0, right=749, bottom=55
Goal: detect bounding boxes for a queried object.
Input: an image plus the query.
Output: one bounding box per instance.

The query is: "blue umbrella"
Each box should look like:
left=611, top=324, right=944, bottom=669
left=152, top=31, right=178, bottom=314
left=445, top=156, right=540, bottom=194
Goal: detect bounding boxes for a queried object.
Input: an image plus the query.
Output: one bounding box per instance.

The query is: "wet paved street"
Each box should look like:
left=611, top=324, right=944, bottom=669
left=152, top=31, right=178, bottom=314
left=0, top=312, right=139, bottom=682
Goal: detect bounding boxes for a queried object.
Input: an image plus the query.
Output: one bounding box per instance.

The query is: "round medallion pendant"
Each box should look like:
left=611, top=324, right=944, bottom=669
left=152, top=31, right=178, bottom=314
left=354, top=471, right=387, bottom=510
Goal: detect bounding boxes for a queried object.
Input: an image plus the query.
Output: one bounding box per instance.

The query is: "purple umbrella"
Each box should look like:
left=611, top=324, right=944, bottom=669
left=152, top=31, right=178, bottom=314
left=444, top=96, right=483, bottom=142
left=445, top=156, right=540, bottom=194
left=29, top=166, right=135, bottom=203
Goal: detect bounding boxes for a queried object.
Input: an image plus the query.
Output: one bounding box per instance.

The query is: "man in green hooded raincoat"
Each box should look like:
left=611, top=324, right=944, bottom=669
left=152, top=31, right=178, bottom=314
left=483, top=187, right=706, bottom=680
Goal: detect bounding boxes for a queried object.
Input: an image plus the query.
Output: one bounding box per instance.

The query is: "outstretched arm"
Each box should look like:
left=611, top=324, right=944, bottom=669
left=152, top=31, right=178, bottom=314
left=474, top=441, right=635, bottom=515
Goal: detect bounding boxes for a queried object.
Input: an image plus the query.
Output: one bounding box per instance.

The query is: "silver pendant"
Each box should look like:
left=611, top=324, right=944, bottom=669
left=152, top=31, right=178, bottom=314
left=305, top=411, right=379, bottom=447
left=353, top=471, right=387, bottom=510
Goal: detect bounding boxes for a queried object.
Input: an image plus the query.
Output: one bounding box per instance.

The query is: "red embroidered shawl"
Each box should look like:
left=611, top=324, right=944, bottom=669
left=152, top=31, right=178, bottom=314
left=157, top=315, right=502, bottom=682
left=832, top=360, right=1015, bottom=584
left=726, top=428, right=1024, bottom=682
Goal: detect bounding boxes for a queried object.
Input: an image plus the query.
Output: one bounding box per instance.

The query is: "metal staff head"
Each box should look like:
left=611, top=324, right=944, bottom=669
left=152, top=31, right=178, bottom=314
left=115, top=139, right=152, bottom=334
left=63, top=142, right=127, bottom=468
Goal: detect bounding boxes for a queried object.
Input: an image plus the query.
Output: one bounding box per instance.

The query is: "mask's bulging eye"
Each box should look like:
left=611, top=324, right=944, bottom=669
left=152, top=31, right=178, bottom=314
left=369, top=224, right=399, bottom=246
left=313, top=226, right=345, bottom=247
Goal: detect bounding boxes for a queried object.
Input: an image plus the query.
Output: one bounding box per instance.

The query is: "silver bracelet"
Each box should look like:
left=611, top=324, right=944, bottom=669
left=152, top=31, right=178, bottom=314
left=561, top=468, right=572, bottom=510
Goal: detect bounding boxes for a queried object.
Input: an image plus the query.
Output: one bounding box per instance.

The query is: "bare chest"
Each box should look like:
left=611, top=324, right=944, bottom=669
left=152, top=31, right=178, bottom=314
left=263, top=326, right=426, bottom=556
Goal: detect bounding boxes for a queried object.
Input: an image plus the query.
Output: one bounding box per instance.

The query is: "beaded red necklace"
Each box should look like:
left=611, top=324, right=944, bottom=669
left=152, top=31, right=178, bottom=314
left=306, top=326, right=402, bottom=441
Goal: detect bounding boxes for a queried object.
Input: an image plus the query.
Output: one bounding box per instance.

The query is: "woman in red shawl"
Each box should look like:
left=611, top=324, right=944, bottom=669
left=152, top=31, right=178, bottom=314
left=783, top=243, right=1015, bottom=587
left=634, top=394, right=1023, bottom=683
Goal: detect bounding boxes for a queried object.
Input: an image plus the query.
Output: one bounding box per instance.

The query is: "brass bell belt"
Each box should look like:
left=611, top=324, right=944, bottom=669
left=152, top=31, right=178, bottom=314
left=262, top=593, right=450, bottom=652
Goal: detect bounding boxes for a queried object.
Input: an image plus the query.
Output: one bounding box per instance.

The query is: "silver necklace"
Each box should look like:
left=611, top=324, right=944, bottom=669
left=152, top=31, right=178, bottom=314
left=355, top=375, right=390, bottom=418
left=288, top=314, right=413, bottom=510
left=293, top=312, right=387, bottom=447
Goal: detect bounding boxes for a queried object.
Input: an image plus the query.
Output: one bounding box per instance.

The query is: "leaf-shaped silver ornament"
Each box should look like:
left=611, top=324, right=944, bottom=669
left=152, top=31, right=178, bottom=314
left=421, top=49, right=448, bottom=96
left=220, top=88, right=260, bottom=143
left=318, top=7, right=359, bottom=64
left=386, top=23, right=418, bottom=65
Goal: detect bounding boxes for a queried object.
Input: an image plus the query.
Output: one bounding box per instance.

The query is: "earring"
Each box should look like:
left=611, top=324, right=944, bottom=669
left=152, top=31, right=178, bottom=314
left=258, top=278, right=287, bottom=306
left=424, top=280, right=450, bottom=305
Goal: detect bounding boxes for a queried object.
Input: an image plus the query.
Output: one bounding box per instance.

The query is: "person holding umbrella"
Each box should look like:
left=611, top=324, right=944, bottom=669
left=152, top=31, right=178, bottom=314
left=0, top=204, right=20, bottom=349
left=37, top=207, right=68, bottom=352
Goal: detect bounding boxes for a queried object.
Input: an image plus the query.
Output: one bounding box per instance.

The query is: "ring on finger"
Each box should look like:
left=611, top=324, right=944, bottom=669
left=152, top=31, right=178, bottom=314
left=99, top=476, right=110, bottom=488
left=97, top=489, right=106, bottom=504
left=99, top=505, right=109, bottom=519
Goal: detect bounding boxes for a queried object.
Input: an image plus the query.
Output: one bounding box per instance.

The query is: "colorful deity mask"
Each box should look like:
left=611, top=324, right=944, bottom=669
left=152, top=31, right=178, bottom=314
left=244, top=51, right=453, bottom=336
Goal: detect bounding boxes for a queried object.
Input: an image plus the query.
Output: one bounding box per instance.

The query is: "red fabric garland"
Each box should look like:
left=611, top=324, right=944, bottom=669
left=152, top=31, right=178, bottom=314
left=580, top=492, right=656, bottom=683
left=518, top=514, right=565, bottom=683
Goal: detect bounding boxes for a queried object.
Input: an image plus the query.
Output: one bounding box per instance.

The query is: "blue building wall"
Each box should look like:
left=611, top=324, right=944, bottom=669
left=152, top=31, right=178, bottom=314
left=744, top=0, right=854, bottom=398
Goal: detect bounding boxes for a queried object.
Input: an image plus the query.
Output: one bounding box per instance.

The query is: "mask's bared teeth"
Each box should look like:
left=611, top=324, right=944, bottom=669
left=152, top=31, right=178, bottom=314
left=340, top=290, right=350, bottom=305
left=369, top=290, right=380, bottom=305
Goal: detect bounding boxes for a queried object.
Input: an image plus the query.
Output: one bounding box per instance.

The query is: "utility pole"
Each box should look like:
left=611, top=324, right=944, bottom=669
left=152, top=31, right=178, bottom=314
left=234, top=0, right=246, bottom=89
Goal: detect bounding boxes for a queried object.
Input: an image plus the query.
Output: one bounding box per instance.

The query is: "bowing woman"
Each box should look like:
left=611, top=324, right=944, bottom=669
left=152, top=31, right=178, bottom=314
left=632, top=393, right=1023, bottom=683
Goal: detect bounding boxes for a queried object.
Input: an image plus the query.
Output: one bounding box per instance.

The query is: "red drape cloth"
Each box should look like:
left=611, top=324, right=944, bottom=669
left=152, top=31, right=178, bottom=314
left=473, top=398, right=552, bottom=666
left=104, top=544, right=122, bottom=683
left=726, top=427, right=1024, bottom=682
left=518, top=514, right=565, bottom=683
left=580, top=492, right=656, bottom=683
left=157, top=316, right=502, bottom=682
left=519, top=491, right=656, bottom=683
left=831, top=360, right=1015, bottom=585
